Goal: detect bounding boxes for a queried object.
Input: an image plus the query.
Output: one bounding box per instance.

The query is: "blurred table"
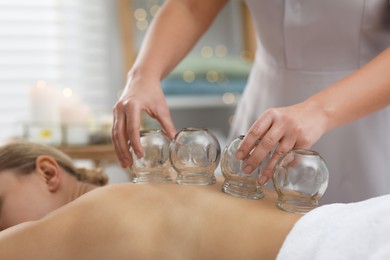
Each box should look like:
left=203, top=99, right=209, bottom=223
left=55, top=144, right=118, bottom=167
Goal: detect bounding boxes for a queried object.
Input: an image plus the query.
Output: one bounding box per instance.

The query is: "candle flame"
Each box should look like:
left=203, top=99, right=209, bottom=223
left=63, top=87, right=73, bottom=98
left=36, top=80, right=46, bottom=89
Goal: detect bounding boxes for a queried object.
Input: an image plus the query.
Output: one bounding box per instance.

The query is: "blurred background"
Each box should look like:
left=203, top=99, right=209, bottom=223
left=0, top=0, right=254, bottom=182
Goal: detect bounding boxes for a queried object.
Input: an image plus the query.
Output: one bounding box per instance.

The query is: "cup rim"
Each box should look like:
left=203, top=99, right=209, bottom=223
left=140, top=129, right=164, bottom=136
left=181, top=127, right=208, bottom=132
left=289, top=149, right=319, bottom=156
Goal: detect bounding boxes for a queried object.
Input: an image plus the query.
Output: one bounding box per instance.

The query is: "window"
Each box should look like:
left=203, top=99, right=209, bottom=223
left=0, top=0, right=120, bottom=143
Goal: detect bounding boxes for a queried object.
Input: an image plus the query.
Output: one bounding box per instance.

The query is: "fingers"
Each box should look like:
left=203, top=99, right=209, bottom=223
left=241, top=123, right=283, bottom=176
left=158, top=107, right=177, bottom=140
left=257, top=136, right=296, bottom=185
left=125, top=104, right=144, bottom=159
left=112, top=104, right=134, bottom=168
left=112, top=99, right=177, bottom=170
left=236, top=108, right=306, bottom=185
left=243, top=131, right=281, bottom=174
left=236, top=112, right=273, bottom=160
left=238, top=109, right=280, bottom=173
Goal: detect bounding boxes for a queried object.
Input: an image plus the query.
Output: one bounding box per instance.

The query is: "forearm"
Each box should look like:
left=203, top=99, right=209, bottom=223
left=128, top=0, right=227, bottom=83
left=307, top=47, right=390, bottom=132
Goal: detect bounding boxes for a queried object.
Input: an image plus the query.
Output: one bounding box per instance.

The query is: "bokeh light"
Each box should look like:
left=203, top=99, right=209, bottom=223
left=215, top=44, right=228, bottom=57
left=183, top=70, right=196, bottom=83
left=206, top=70, right=219, bottom=82
left=222, top=92, right=236, bottom=105
left=136, top=20, right=149, bottom=31
left=134, top=8, right=147, bottom=21
left=201, top=46, right=213, bottom=58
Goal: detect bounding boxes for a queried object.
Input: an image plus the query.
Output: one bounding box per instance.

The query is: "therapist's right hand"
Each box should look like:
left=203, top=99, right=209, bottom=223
left=112, top=75, right=176, bottom=168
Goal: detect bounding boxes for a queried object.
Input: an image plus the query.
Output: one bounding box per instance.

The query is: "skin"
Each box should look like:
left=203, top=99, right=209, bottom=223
left=112, top=0, right=390, bottom=186
left=0, top=177, right=301, bottom=259
left=0, top=156, right=96, bottom=231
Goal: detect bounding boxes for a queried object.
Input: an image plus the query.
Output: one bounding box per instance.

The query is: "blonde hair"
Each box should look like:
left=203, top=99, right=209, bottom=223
left=0, top=140, right=108, bottom=186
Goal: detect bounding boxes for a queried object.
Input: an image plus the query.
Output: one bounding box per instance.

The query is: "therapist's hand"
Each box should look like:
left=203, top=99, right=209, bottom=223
left=112, top=75, right=176, bottom=168
left=236, top=101, right=327, bottom=185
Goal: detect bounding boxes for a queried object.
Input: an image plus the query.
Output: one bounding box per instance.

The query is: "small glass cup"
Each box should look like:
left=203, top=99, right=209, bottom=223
left=221, top=135, right=270, bottom=199
left=272, top=149, right=329, bottom=214
left=130, top=129, right=172, bottom=184
left=169, top=128, right=220, bottom=185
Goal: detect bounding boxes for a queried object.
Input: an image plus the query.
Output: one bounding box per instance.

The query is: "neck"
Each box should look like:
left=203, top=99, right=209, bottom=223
left=66, top=180, right=98, bottom=203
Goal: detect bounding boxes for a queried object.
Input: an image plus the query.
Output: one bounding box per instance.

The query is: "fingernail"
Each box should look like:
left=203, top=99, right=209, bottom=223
left=120, top=159, right=130, bottom=168
left=136, top=151, right=143, bottom=159
left=243, top=165, right=252, bottom=174
left=258, top=175, right=268, bottom=185
left=236, top=151, right=244, bottom=160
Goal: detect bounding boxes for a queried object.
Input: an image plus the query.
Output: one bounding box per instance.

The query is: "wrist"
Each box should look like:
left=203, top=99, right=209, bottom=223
left=303, top=97, right=332, bottom=135
left=127, top=65, right=162, bottom=82
left=124, top=66, right=162, bottom=92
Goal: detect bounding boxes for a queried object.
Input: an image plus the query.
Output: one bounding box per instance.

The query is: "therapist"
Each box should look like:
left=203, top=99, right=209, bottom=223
left=112, top=0, right=390, bottom=204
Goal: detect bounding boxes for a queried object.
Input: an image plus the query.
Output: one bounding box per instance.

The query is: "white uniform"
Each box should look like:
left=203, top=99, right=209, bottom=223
left=229, top=0, right=390, bottom=204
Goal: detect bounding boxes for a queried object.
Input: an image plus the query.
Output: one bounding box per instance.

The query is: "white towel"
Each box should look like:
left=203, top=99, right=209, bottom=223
left=277, top=194, right=390, bottom=259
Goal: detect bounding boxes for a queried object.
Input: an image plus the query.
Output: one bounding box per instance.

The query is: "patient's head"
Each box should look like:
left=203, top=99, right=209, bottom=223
left=0, top=140, right=108, bottom=231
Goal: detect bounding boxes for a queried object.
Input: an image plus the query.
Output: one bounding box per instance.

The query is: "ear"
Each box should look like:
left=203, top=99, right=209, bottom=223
left=35, top=155, right=63, bottom=192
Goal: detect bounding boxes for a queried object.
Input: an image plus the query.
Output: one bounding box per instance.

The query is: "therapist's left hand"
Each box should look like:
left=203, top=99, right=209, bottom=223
left=235, top=101, right=327, bottom=185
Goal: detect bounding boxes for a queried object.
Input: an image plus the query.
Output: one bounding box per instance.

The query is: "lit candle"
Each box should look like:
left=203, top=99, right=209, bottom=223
left=60, top=87, right=91, bottom=145
left=60, top=87, right=91, bottom=124
left=28, top=80, right=62, bottom=145
left=29, top=80, right=60, bottom=124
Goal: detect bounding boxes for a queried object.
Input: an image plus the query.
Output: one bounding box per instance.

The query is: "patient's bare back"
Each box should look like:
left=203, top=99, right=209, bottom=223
left=0, top=179, right=301, bottom=260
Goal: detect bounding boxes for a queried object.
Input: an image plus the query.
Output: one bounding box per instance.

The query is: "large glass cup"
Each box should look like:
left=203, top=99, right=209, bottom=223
left=130, top=129, right=172, bottom=184
left=221, top=135, right=269, bottom=199
left=170, top=128, right=220, bottom=185
left=272, top=149, right=329, bottom=214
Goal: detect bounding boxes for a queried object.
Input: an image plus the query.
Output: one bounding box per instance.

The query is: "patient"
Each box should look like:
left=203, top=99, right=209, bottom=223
left=0, top=140, right=300, bottom=259
left=0, top=140, right=108, bottom=230
left=1, top=141, right=389, bottom=259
